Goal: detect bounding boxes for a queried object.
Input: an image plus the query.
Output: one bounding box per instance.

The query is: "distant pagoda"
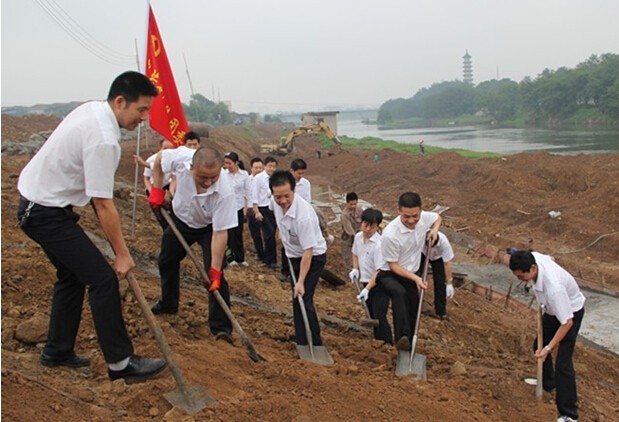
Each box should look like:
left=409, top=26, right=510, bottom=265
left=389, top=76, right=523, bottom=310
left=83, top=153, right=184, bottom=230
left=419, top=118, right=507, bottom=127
left=462, top=50, right=473, bottom=85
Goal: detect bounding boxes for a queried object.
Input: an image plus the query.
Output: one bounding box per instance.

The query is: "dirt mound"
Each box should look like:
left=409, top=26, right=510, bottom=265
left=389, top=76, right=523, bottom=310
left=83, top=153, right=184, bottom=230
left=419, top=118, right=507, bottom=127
left=2, top=115, right=618, bottom=421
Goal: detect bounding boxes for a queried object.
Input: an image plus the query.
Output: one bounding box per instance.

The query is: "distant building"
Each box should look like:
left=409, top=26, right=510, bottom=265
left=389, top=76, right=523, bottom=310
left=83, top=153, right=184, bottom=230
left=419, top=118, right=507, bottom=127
left=462, top=50, right=473, bottom=85
left=301, top=111, right=339, bottom=135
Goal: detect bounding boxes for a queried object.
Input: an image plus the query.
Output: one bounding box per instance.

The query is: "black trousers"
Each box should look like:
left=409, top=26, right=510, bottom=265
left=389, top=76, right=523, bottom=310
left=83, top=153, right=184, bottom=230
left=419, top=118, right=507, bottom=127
left=534, top=307, right=584, bottom=420
left=376, top=270, right=420, bottom=341
left=227, top=208, right=245, bottom=263
left=419, top=254, right=447, bottom=317
left=288, top=253, right=327, bottom=346
left=257, top=206, right=277, bottom=265
left=158, top=212, right=232, bottom=335
left=17, top=198, right=133, bottom=363
left=247, top=209, right=264, bottom=261
left=366, top=285, right=394, bottom=344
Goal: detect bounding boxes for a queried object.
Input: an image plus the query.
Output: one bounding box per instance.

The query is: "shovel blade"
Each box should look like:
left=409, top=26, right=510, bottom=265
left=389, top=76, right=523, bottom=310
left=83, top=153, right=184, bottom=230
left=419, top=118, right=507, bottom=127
left=296, top=344, right=334, bottom=366
left=395, top=351, right=427, bottom=380
left=360, top=318, right=380, bottom=328
left=164, top=384, right=217, bottom=415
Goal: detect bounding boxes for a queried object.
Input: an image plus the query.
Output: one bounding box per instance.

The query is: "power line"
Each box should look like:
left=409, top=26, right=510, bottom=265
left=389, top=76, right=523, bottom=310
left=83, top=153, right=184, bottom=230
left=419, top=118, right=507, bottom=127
left=33, top=0, right=134, bottom=66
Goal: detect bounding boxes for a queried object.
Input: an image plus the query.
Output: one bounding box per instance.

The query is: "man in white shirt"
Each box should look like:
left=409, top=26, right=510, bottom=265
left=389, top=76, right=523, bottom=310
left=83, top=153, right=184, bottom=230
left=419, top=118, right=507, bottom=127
left=350, top=208, right=393, bottom=345
left=280, top=158, right=312, bottom=281
left=269, top=170, right=327, bottom=347
left=425, top=231, right=455, bottom=320
left=133, top=138, right=174, bottom=229
left=377, top=192, right=441, bottom=351
left=510, top=250, right=585, bottom=422
left=252, top=156, right=278, bottom=268
left=17, top=71, right=166, bottom=382
left=149, top=146, right=238, bottom=341
left=246, top=158, right=265, bottom=261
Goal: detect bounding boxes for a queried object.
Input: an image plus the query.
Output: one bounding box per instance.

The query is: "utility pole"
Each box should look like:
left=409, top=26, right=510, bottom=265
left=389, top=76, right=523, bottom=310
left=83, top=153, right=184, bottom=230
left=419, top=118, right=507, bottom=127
left=183, top=52, right=195, bottom=97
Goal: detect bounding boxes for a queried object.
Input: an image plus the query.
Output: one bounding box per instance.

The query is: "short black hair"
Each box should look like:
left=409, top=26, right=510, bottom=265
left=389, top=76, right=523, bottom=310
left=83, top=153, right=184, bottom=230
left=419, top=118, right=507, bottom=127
left=264, top=156, right=278, bottom=166
left=291, top=158, right=307, bottom=171
left=107, top=71, right=158, bottom=103
left=509, top=250, right=536, bottom=272
left=185, top=131, right=200, bottom=143
left=192, top=146, right=222, bottom=168
left=158, top=138, right=167, bottom=146
left=398, top=192, right=422, bottom=209
left=250, top=157, right=264, bottom=166
left=269, top=170, right=296, bottom=192
left=345, top=192, right=358, bottom=202
left=361, top=208, right=383, bottom=225
left=224, top=151, right=239, bottom=162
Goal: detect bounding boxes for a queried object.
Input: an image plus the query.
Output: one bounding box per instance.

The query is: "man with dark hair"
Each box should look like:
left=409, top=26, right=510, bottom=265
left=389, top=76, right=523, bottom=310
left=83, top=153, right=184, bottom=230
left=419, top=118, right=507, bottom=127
left=252, top=156, right=278, bottom=269
left=509, top=250, right=585, bottom=422
left=269, top=170, right=327, bottom=348
left=350, top=208, right=393, bottom=344
left=184, top=131, right=201, bottom=149
left=246, top=157, right=265, bottom=261
left=340, top=192, right=363, bottom=271
left=148, top=146, right=237, bottom=342
left=17, top=71, right=166, bottom=382
left=377, top=192, right=441, bottom=350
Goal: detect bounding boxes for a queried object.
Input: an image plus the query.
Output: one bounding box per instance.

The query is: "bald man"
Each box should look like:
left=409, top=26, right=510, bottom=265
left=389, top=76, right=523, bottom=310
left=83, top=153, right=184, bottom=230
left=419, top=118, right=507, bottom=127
left=148, top=146, right=238, bottom=341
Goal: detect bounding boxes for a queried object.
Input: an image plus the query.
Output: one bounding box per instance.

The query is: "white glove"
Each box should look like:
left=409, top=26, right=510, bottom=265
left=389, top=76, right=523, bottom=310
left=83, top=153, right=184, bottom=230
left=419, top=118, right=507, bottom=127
left=446, top=284, right=455, bottom=299
left=326, top=234, right=335, bottom=244
left=348, top=268, right=360, bottom=284
left=357, top=287, right=369, bottom=303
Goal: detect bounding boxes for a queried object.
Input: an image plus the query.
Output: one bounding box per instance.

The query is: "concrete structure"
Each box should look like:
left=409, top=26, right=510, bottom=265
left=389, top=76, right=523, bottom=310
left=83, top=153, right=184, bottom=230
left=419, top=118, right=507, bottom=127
left=462, top=50, right=473, bottom=85
left=301, top=111, right=339, bottom=135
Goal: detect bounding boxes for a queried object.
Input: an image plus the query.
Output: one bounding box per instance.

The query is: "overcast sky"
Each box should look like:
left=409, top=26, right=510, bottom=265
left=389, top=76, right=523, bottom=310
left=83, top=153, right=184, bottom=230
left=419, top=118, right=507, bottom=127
left=2, top=0, right=618, bottom=114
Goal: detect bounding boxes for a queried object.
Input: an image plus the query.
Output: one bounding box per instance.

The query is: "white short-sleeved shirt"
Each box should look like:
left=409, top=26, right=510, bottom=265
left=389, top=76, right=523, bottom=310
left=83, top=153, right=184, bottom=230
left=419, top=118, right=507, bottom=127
left=531, top=252, right=586, bottom=324
left=18, top=101, right=121, bottom=207
left=273, top=194, right=327, bottom=258
left=252, top=170, right=272, bottom=207
left=226, top=168, right=250, bottom=211
left=295, top=177, right=312, bottom=204
left=380, top=211, right=439, bottom=272
left=352, top=231, right=382, bottom=283
left=428, top=232, right=455, bottom=262
left=144, top=153, right=172, bottom=186
left=161, top=148, right=238, bottom=230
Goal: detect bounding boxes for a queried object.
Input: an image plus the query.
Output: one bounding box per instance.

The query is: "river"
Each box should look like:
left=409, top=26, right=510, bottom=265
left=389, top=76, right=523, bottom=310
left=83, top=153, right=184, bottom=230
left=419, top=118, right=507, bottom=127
left=335, top=111, right=619, bottom=155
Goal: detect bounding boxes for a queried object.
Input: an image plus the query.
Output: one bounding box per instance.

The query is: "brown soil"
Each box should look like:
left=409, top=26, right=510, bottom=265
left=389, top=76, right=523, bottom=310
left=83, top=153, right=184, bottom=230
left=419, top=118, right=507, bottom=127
left=2, top=117, right=618, bottom=421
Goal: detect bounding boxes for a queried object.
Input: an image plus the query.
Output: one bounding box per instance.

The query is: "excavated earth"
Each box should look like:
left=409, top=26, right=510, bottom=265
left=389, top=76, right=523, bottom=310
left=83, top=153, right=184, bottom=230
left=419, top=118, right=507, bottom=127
left=2, top=116, right=618, bottom=421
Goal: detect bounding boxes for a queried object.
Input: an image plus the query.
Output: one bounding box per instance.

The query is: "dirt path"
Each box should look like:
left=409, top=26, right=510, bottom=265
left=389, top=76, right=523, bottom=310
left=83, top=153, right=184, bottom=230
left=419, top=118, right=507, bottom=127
left=2, top=117, right=618, bottom=421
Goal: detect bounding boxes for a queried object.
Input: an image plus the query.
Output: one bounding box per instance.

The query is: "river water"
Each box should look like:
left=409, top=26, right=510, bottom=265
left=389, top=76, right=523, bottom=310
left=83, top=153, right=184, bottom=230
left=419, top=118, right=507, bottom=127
left=335, top=112, right=619, bottom=155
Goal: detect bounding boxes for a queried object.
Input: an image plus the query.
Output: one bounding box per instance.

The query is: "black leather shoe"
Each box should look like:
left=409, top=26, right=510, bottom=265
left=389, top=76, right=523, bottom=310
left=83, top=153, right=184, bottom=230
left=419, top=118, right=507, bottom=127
left=40, top=353, right=91, bottom=368
left=214, top=331, right=233, bottom=344
left=151, top=301, right=178, bottom=315
left=108, top=355, right=167, bottom=382
left=396, top=336, right=411, bottom=351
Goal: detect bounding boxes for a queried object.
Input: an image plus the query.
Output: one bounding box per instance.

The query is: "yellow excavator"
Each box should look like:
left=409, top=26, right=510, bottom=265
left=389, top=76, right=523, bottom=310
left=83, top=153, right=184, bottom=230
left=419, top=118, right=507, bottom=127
left=261, top=121, right=341, bottom=156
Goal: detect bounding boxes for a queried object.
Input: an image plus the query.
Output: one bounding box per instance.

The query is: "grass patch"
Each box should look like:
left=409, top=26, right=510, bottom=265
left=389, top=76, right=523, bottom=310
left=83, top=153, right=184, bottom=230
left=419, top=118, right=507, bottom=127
left=318, top=134, right=500, bottom=159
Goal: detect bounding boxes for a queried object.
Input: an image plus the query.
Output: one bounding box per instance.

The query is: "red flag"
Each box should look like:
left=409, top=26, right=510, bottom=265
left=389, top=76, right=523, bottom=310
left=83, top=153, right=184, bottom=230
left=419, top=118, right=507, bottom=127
left=146, top=5, right=189, bottom=147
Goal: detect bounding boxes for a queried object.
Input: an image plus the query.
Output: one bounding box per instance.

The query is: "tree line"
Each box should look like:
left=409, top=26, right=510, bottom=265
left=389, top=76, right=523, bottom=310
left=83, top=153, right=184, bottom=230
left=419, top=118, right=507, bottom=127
left=377, top=53, right=619, bottom=127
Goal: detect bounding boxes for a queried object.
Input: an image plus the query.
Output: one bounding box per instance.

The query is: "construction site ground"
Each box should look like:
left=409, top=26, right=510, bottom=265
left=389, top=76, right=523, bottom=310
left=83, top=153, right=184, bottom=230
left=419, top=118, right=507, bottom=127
left=2, top=116, right=618, bottom=421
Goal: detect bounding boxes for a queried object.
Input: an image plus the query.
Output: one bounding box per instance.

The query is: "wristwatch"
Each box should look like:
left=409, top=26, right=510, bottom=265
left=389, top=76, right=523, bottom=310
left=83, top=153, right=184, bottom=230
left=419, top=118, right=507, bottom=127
left=543, top=345, right=552, bottom=353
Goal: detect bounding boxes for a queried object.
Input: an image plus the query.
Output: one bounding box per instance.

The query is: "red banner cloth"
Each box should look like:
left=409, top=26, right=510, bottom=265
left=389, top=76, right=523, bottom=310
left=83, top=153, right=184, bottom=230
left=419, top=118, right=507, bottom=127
left=146, top=5, right=188, bottom=147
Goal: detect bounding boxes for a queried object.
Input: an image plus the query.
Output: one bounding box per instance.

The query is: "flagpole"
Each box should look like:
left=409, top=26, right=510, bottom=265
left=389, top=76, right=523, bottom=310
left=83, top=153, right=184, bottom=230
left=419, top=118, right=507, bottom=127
left=131, top=37, right=142, bottom=235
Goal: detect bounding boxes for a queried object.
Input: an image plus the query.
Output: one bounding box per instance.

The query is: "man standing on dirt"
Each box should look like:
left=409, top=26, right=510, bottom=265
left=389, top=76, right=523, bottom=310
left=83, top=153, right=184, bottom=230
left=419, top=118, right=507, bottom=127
left=247, top=157, right=265, bottom=262
left=351, top=208, right=393, bottom=345
left=148, top=146, right=237, bottom=342
left=426, top=231, right=455, bottom=320
left=340, top=192, right=363, bottom=271
left=280, top=158, right=312, bottom=282
left=252, top=156, right=279, bottom=269
left=269, top=170, right=327, bottom=348
left=16, top=71, right=167, bottom=382
left=376, top=192, right=441, bottom=351
left=509, top=250, right=585, bottom=422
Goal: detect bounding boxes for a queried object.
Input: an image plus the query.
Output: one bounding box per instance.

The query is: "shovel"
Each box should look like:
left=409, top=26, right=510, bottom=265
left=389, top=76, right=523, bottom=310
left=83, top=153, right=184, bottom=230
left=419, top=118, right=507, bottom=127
left=88, top=200, right=215, bottom=413
left=287, top=257, right=334, bottom=365
left=351, top=275, right=380, bottom=328
left=160, top=209, right=265, bottom=363
left=126, top=272, right=216, bottom=413
left=396, top=241, right=432, bottom=380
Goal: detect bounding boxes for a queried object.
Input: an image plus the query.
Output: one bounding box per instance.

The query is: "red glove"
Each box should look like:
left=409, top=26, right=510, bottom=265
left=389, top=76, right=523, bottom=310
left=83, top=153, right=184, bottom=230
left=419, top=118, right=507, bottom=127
left=207, top=268, right=222, bottom=292
left=147, top=187, right=166, bottom=209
